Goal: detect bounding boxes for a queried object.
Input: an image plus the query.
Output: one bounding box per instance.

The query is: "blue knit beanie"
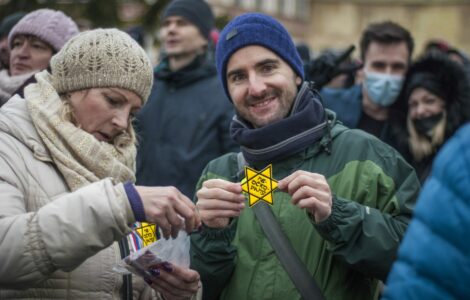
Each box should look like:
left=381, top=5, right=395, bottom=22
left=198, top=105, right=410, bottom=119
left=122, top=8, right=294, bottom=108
left=216, top=13, right=304, bottom=101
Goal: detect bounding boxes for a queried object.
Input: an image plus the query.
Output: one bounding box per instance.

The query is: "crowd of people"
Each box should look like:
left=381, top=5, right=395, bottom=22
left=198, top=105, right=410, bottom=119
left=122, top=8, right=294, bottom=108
left=0, top=0, right=468, bottom=299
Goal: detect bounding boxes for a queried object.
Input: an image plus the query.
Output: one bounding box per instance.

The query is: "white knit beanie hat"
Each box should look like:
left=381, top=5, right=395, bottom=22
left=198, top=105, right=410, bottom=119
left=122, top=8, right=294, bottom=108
left=8, top=8, right=79, bottom=52
left=50, top=28, right=154, bottom=103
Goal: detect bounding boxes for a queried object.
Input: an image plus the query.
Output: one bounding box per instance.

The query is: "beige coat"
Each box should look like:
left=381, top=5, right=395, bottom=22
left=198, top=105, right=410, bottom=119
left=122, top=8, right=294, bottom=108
left=0, top=96, right=154, bottom=299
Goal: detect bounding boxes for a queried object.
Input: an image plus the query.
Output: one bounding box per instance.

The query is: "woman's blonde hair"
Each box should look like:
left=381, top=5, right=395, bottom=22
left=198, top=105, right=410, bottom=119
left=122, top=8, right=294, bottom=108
left=407, top=111, right=446, bottom=161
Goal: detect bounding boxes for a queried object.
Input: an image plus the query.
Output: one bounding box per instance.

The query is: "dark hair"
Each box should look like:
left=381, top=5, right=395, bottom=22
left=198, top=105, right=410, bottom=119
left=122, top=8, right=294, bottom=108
left=360, top=21, right=414, bottom=61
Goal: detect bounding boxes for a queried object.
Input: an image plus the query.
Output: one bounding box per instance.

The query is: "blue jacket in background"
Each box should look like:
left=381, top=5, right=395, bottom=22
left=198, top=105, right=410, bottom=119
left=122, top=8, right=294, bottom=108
left=320, top=84, right=362, bottom=129
left=320, top=84, right=394, bottom=144
left=135, top=56, right=239, bottom=198
left=382, top=122, right=470, bottom=300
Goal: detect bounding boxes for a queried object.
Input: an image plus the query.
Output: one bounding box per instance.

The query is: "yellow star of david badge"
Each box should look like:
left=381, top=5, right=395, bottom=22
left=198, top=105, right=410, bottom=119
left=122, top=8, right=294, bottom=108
left=135, top=222, right=157, bottom=246
left=241, top=164, right=278, bottom=207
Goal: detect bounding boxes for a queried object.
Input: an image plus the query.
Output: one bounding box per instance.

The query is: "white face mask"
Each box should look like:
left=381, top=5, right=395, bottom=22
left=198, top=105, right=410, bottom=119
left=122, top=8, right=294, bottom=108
left=364, top=71, right=404, bottom=107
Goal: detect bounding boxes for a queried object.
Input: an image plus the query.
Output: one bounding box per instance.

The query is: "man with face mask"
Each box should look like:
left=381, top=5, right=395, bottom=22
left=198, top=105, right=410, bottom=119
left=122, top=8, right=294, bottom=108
left=320, top=21, right=413, bottom=143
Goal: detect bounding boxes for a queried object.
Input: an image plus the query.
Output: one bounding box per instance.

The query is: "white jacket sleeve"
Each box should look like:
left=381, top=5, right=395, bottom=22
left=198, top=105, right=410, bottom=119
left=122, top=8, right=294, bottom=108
left=0, top=158, right=135, bottom=287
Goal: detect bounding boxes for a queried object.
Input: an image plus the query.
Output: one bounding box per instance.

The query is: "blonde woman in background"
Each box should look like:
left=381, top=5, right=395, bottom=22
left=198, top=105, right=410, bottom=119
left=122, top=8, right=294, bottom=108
left=389, top=53, right=470, bottom=183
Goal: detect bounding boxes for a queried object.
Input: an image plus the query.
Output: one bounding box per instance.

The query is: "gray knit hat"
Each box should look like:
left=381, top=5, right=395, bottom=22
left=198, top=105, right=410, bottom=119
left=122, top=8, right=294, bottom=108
left=8, top=9, right=79, bottom=52
left=50, top=28, right=154, bottom=103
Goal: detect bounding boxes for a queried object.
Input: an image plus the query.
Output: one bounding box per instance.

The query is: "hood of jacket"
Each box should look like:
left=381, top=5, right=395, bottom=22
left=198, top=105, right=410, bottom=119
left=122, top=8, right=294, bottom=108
left=0, top=95, right=51, bottom=162
left=391, top=53, right=470, bottom=140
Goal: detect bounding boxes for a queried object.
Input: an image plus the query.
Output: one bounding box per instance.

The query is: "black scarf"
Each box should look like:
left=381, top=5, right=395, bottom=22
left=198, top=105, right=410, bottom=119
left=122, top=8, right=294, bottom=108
left=230, top=82, right=328, bottom=165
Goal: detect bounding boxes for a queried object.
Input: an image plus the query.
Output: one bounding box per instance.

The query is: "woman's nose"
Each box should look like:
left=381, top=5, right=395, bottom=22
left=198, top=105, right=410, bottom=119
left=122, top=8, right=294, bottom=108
left=113, top=110, right=129, bottom=130
left=415, top=103, right=427, bottom=118
left=16, top=43, right=31, bottom=58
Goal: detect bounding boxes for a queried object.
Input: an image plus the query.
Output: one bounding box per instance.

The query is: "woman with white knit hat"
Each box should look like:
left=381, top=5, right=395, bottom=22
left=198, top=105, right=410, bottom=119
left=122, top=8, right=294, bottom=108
left=0, top=28, right=201, bottom=299
left=0, top=8, right=79, bottom=106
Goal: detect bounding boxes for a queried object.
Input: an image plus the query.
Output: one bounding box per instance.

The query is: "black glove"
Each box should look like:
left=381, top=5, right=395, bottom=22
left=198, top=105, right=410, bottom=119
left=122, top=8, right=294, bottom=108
left=306, top=45, right=359, bottom=90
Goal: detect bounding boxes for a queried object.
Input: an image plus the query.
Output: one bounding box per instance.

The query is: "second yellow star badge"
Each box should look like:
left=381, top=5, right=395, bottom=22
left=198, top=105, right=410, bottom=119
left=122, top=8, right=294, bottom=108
left=241, top=164, right=278, bottom=207
left=135, top=222, right=158, bottom=247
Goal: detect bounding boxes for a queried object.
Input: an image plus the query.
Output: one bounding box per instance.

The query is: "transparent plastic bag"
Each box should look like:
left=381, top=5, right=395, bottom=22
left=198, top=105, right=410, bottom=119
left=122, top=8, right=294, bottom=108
left=114, top=230, right=190, bottom=278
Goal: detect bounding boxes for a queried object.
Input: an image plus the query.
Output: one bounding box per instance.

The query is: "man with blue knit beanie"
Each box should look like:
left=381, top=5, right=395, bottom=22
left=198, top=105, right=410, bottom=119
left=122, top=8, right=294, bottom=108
left=190, top=13, right=420, bottom=300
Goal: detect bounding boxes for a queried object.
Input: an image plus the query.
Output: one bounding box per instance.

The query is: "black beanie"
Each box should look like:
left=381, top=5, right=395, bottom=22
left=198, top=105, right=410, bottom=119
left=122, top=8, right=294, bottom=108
left=162, top=0, right=214, bottom=39
left=402, top=53, right=466, bottom=106
left=404, top=73, right=446, bottom=102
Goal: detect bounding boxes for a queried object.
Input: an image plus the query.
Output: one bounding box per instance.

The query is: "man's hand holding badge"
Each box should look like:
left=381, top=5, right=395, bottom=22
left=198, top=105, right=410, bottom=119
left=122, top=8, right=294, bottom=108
left=196, top=179, right=246, bottom=228
left=196, top=165, right=333, bottom=228
left=278, top=171, right=333, bottom=223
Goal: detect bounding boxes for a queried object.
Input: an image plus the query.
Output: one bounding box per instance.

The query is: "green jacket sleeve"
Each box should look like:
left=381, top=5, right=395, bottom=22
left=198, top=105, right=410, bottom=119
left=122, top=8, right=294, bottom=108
left=314, top=145, right=419, bottom=281
left=189, top=159, right=239, bottom=300
left=190, top=222, right=237, bottom=300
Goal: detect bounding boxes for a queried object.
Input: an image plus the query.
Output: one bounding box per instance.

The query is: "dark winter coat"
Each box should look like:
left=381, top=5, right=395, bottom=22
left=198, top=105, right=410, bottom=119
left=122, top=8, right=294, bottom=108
left=135, top=55, right=238, bottom=198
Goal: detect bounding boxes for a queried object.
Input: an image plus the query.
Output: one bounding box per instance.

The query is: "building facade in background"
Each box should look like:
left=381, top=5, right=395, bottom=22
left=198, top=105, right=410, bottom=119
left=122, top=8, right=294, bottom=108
left=209, top=0, right=470, bottom=58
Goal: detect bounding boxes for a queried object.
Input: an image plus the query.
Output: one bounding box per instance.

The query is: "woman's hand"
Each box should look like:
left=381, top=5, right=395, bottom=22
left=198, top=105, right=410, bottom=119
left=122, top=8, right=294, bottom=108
left=135, top=186, right=201, bottom=239
left=145, top=263, right=200, bottom=300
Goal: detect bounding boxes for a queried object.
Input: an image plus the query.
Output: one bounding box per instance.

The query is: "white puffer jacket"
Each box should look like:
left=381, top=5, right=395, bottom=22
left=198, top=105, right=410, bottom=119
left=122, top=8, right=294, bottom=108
left=0, top=96, right=154, bottom=299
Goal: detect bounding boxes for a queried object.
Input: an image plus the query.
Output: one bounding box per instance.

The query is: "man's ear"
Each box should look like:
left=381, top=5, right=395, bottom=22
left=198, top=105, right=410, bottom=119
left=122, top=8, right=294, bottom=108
left=295, top=76, right=302, bottom=86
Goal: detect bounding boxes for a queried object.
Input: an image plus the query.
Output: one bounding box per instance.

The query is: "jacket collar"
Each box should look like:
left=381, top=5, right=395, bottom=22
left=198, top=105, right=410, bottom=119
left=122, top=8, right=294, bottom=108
left=0, top=95, right=51, bottom=162
left=154, top=53, right=217, bottom=87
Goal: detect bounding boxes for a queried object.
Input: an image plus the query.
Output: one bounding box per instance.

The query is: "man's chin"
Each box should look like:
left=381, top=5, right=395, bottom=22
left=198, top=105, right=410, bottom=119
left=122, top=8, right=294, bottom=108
left=165, top=49, right=186, bottom=57
left=247, top=115, right=280, bottom=128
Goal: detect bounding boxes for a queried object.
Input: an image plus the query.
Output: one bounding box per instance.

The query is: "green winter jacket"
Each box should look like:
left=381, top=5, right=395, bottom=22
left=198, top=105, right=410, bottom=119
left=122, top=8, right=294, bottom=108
left=190, top=113, right=419, bottom=300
